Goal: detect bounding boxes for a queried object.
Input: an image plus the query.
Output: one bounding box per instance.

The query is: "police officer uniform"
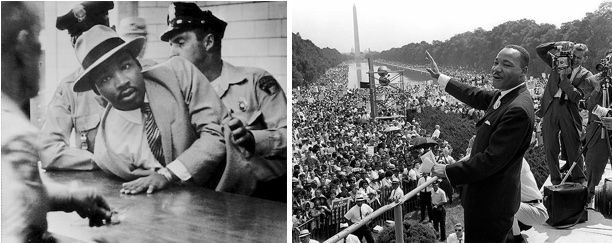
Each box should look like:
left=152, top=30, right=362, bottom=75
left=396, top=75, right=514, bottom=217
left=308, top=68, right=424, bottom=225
left=38, top=1, right=114, bottom=170
left=161, top=2, right=287, bottom=201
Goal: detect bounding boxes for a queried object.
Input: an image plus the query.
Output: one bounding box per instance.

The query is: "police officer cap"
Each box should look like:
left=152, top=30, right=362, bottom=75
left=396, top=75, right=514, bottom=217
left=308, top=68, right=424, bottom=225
left=56, top=1, right=114, bottom=37
left=160, top=2, right=227, bottom=42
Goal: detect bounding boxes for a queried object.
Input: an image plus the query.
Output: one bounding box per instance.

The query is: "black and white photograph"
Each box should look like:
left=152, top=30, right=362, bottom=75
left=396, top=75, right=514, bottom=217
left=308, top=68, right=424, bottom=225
left=292, top=0, right=612, bottom=242
left=1, top=1, right=287, bottom=242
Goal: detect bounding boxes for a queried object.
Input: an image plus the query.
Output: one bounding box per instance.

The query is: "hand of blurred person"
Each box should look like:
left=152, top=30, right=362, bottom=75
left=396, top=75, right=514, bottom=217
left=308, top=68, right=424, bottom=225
left=227, top=117, right=256, bottom=153
left=50, top=184, right=112, bottom=227
left=425, top=50, right=441, bottom=80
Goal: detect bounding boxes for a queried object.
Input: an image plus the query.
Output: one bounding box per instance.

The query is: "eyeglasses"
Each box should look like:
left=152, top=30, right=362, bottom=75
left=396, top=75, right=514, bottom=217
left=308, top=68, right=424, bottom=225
left=455, top=229, right=462, bottom=232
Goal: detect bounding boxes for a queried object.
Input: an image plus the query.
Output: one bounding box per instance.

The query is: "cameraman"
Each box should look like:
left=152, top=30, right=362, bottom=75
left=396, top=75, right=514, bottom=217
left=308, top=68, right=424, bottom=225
left=536, top=41, right=593, bottom=185
left=584, top=49, right=612, bottom=204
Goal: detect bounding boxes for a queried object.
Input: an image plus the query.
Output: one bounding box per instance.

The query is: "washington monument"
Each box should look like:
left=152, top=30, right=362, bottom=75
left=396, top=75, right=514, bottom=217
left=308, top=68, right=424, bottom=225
left=353, top=3, right=362, bottom=86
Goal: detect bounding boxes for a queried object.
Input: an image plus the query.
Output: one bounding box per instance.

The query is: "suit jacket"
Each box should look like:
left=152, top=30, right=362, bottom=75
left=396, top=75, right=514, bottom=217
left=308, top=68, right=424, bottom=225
left=94, top=57, right=228, bottom=187
left=536, top=42, right=593, bottom=123
left=444, top=79, right=534, bottom=242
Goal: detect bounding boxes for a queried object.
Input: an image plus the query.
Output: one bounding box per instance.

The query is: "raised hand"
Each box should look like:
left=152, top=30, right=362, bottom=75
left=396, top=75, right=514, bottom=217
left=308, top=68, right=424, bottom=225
left=425, top=50, right=441, bottom=79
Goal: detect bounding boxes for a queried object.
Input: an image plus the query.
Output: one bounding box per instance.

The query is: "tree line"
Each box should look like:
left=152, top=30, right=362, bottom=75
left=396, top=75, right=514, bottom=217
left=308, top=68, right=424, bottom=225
left=375, top=2, right=612, bottom=77
left=292, top=33, right=349, bottom=88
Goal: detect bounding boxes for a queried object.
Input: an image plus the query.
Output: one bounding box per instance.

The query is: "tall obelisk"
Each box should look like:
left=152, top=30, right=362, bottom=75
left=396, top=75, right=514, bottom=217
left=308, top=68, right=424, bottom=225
left=353, top=3, right=362, bottom=88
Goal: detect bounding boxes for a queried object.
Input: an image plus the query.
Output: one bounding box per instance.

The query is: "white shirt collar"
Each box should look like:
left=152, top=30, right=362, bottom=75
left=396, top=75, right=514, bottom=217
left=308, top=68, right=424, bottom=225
left=112, top=94, right=149, bottom=124
left=499, top=82, right=525, bottom=99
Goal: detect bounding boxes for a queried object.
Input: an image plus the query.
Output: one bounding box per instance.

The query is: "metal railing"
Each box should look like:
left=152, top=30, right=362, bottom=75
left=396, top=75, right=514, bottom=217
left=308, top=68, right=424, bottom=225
left=293, top=180, right=422, bottom=242
left=323, top=176, right=439, bottom=243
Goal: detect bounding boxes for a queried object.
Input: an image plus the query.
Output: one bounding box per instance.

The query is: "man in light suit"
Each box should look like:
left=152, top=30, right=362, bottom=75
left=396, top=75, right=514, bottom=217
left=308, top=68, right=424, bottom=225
left=72, top=25, right=228, bottom=194
left=536, top=42, right=592, bottom=185
left=427, top=45, right=535, bottom=242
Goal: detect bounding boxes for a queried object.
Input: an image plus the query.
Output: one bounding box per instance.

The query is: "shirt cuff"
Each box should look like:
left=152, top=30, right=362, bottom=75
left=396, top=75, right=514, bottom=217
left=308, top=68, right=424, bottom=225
left=438, top=74, right=451, bottom=90
left=166, top=159, right=191, bottom=182
left=251, top=130, right=274, bottom=156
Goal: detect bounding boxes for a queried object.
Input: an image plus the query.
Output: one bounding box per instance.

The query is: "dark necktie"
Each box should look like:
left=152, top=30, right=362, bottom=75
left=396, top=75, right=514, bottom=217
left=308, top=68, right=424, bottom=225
left=142, top=103, right=165, bottom=165
left=359, top=205, right=363, bottom=220
left=559, top=74, right=571, bottom=105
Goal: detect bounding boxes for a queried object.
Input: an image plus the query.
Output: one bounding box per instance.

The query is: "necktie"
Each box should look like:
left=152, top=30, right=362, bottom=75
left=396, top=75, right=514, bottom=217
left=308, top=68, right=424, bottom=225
left=142, top=103, right=165, bottom=165
left=559, top=74, right=571, bottom=105
left=560, top=69, right=578, bottom=104
left=359, top=205, right=363, bottom=220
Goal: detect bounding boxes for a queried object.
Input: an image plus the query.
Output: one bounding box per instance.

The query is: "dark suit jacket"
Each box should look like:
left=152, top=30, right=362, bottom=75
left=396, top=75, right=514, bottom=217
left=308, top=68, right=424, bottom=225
left=536, top=42, right=593, bottom=123
left=94, top=57, right=228, bottom=187
left=444, top=79, right=534, bottom=242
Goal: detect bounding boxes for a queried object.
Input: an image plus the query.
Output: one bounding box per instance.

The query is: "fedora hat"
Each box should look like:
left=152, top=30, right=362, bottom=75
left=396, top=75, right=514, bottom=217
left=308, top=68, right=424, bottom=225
left=299, top=229, right=310, bottom=238
left=73, top=25, right=145, bottom=92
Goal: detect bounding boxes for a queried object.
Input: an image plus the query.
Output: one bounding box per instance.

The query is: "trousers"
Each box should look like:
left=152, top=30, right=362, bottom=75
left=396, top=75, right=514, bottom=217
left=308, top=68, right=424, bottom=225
left=542, top=99, right=585, bottom=184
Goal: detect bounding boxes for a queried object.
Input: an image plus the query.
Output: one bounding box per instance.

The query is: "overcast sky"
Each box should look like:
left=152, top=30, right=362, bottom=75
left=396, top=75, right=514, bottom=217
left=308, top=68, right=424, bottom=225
left=292, top=0, right=606, bottom=53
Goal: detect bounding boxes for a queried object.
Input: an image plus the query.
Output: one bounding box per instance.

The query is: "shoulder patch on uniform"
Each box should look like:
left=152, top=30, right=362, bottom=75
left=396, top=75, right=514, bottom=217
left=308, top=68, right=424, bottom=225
left=258, top=76, right=281, bottom=95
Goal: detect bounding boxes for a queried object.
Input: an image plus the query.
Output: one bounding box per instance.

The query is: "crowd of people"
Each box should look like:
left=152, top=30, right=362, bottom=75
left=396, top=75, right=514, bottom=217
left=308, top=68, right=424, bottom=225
left=294, top=40, right=612, bottom=242
left=292, top=64, right=467, bottom=242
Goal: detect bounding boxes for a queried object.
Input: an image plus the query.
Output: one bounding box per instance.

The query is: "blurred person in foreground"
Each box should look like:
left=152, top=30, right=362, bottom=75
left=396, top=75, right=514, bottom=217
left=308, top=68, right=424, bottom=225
left=2, top=2, right=112, bottom=242
left=426, top=45, right=535, bottom=242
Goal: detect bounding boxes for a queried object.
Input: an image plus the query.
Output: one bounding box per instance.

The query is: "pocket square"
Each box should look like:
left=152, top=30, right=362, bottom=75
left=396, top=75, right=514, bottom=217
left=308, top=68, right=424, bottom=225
left=485, top=120, right=491, bottom=125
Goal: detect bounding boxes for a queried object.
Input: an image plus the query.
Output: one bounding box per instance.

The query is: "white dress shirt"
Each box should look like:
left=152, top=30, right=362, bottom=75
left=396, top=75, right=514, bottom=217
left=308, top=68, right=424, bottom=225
left=389, top=187, right=404, bottom=201
left=344, top=204, right=373, bottom=224
left=101, top=96, right=192, bottom=181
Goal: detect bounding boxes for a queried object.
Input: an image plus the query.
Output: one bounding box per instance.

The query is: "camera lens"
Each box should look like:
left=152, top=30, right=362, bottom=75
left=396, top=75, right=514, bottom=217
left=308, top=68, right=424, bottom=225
left=594, top=178, right=612, bottom=219
left=596, top=63, right=605, bottom=72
